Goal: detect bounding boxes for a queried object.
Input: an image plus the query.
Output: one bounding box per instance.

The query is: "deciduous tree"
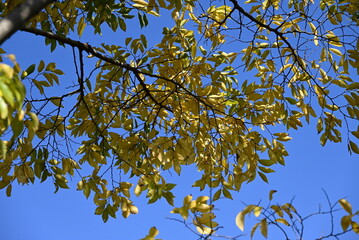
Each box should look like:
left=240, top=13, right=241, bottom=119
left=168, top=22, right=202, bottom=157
left=0, top=0, right=358, bottom=239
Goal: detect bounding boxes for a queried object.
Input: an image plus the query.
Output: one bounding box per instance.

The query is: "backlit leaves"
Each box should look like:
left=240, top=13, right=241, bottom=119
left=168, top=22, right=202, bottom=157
left=0, top=0, right=359, bottom=238
left=237, top=192, right=358, bottom=239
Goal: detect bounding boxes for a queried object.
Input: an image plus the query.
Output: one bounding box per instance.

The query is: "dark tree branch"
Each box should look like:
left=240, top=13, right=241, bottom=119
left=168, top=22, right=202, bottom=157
left=0, top=0, right=54, bottom=45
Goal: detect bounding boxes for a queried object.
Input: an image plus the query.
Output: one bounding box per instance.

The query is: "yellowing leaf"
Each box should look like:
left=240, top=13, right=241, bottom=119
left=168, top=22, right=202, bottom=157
left=260, top=219, right=268, bottom=238
left=352, top=222, right=359, bottom=234
left=347, top=82, right=359, bottom=90
left=6, top=184, right=12, bottom=197
left=329, top=48, right=342, bottom=56
left=250, top=222, right=260, bottom=238
left=254, top=207, right=262, bottom=217
left=196, top=196, right=209, bottom=203
left=148, top=226, right=159, bottom=237
left=196, top=226, right=212, bottom=235
left=77, top=17, right=86, bottom=37
left=269, top=190, right=277, bottom=201
left=339, top=199, right=352, bottom=214
left=133, top=0, right=148, bottom=7
left=259, top=172, right=268, bottom=183
left=349, top=141, right=359, bottom=154
left=223, top=188, right=233, bottom=200
left=276, top=218, right=290, bottom=226
left=271, top=205, right=283, bottom=217
left=341, top=215, right=351, bottom=231
left=235, top=211, right=245, bottom=231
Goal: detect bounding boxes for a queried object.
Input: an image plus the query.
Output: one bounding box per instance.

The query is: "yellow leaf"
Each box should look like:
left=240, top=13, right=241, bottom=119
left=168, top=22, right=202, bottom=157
left=341, top=215, right=351, bottom=231
left=222, top=188, right=233, bottom=200
left=260, top=219, right=268, bottom=238
left=235, top=211, right=245, bottom=231
left=339, top=199, right=352, bottom=214
left=276, top=218, right=290, bottom=226
left=259, top=43, right=269, bottom=48
left=347, top=82, right=359, bottom=90
left=183, top=195, right=193, bottom=205
left=254, top=207, right=262, bottom=217
left=196, top=196, right=209, bottom=203
left=38, top=60, right=45, bottom=72
left=329, top=48, right=342, bottom=56
left=0, top=63, right=14, bottom=78
left=308, top=22, right=316, bottom=33
left=271, top=205, right=283, bottom=217
left=77, top=17, right=86, bottom=37
left=250, top=222, right=260, bottom=238
left=196, top=226, right=212, bottom=235
left=352, top=221, right=359, bottom=234
left=130, top=205, right=138, bottom=214
left=148, top=226, right=159, bottom=237
left=133, top=0, right=148, bottom=7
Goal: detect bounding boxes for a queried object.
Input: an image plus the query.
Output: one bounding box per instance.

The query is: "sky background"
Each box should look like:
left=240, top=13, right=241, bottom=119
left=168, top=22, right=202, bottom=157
left=1, top=4, right=359, bottom=240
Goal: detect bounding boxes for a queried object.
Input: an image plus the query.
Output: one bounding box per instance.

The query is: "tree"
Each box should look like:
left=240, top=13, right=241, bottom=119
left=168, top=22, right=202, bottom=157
left=0, top=0, right=358, bottom=239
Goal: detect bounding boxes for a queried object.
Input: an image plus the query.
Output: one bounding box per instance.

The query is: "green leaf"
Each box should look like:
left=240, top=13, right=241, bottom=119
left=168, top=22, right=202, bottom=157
left=0, top=97, right=8, bottom=119
left=77, top=17, right=86, bottom=37
left=258, top=166, right=275, bottom=173
left=37, top=60, right=45, bottom=72
left=349, top=141, right=359, bottom=154
left=259, top=159, right=276, bottom=166
left=213, top=189, right=221, bottom=201
left=10, top=118, right=24, bottom=139
left=119, top=17, right=126, bottom=31
left=6, top=184, right=12, bottom=197
left=258, top=172, right=268, bottom=183
left=223, top=188, right=233, bottom=200
left=102, top=210, right=109, bottom=223
left=24, top=64, right=35, bottom=77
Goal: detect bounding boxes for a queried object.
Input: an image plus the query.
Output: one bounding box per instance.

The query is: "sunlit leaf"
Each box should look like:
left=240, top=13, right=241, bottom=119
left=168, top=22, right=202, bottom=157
left=339, top=199, right=353, bottom=214
left=235, top=211, right=245, bottom=231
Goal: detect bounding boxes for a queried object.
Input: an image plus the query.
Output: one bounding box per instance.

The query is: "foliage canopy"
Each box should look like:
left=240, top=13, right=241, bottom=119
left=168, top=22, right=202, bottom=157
left=0, top=0, right=359, bottom=238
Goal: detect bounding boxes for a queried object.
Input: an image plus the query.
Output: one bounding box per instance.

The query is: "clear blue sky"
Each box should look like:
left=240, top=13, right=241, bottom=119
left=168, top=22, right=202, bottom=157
left=1, top=7, right=359, bottom=240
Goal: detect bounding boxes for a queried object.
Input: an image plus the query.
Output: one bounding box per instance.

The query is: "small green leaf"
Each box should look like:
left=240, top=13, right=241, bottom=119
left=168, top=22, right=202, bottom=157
left=349, top=141, right=359, bottom=154
left=213, top=189, right=221, bottom=201
left=25, top=64, right=35, bottom=76
left=223, top=188, right=233, bottom=200
left=6, top=184, right=12, bottom=197
left=258, top=172, right=268, bottom=183
left=38, top=60, right=45, bottom=72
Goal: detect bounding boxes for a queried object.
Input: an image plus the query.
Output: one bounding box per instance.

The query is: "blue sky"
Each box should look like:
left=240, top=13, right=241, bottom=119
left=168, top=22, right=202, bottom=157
left=1, top=4, right=359, bottom=240
left=1, top=108, right=358, bottom=239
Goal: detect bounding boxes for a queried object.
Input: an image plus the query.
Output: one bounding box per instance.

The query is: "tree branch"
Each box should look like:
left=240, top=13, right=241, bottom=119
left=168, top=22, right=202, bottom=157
left=0, top=0, right=54, bottom=45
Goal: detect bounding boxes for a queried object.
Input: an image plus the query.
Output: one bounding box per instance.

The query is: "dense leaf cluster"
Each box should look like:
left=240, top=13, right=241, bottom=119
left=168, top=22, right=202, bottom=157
left=0, top=0, right=358, bottom=238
